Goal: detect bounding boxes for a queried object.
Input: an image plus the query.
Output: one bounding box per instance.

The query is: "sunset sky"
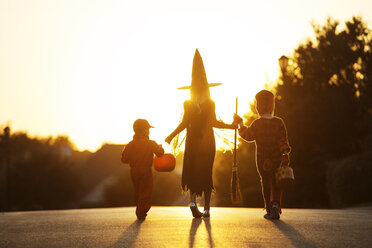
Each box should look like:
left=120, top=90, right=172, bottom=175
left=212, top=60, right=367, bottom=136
left=1, top=0, right=372, bottom=151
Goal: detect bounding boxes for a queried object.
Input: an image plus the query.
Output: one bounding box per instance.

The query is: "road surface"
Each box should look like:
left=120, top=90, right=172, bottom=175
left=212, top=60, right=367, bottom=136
left=1, top=206, right=372, bottom=247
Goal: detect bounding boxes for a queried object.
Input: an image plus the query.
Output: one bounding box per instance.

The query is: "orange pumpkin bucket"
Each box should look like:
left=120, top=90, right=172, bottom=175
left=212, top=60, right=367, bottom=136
left=154, top=153, right=176, bottom=172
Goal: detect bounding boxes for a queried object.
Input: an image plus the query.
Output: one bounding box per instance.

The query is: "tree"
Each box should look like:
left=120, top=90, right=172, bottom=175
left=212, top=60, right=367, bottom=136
left=275, top=16, right=372, bottom=207
left=0, top=129, right=81, bottom=210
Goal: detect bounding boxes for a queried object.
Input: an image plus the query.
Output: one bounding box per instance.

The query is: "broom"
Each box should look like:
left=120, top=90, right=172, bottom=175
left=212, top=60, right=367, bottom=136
left=231, top=97, right=242, bottom=204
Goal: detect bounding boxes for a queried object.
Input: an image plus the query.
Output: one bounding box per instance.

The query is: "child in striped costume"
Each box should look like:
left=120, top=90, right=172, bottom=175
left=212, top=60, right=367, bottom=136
left=235, top=90, right=291, bottom=219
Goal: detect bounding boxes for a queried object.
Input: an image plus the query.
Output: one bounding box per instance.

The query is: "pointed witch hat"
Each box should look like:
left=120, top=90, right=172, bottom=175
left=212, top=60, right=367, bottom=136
left=177, top=49, right=222, bottom=90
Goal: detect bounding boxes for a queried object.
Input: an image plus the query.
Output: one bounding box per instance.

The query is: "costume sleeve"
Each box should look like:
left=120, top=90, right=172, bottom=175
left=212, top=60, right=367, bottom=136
left=121, top=143, right=131, bottom=164
left=182, top=101, right=190, bottom=125
left=238, top=120, right=256, bottom=142
left=167, top=101, right=188, bottom=140
left=152, top=141, right=165, bottom=157
left=211, top=101, right=235, bottom=129
left=278, top=119, right=291, bottom=154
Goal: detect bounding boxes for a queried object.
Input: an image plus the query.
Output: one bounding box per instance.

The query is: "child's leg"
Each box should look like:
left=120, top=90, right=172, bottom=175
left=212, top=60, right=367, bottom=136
left=260, top=174, right=272, bottom=213
left=257, top=160, right=271, bottom=213
left=269, top=173, right=282, bottom=213
left=130, top=170, right=140, bottom=207
left=269, top=174, right=282, bottom=219
left=257, top=167, right=271, bottom=214
left=135, top=171, right=153, bottom=217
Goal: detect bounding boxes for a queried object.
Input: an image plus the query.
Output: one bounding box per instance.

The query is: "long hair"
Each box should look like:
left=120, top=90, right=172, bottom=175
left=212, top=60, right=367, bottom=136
left=190, top=86, right=211, bottom=102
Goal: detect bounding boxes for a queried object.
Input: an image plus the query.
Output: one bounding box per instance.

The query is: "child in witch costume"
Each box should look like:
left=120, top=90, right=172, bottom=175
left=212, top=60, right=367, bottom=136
left=235, top=90, right=291, bottom=219
left=121, top=119, right=164, bottom=219
left=165, top=49, right=238, bottom=218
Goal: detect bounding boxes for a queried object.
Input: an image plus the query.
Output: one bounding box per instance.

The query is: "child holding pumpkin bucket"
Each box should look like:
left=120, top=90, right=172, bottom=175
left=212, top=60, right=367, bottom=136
left=234, top=90, right=291, bottom=220
left=165, top=49, right=238, bottom=218
left=121, top=119, right=164, bottom=220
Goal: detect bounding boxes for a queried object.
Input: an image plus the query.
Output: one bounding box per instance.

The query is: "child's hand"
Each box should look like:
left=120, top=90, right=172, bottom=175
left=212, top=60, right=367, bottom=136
left=233, top=114, right=243, bottom=126
left=231, top=122, right=239, bottom=129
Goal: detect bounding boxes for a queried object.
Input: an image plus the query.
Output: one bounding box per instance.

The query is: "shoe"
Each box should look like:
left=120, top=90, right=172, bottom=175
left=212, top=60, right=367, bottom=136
left=190, top=204, right=202, bottom=218
left=264, top=213, right=271, bottom=219
left=271, top=203, right=280, bottom=220
left=202, top=210, right=210, bottom=218
left=264, top=209, right=271, bottom=219
left=137, top=215, right=146, bottom=220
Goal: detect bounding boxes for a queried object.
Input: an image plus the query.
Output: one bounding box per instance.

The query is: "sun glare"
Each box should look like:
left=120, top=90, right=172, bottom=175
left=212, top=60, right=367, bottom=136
left=0, top=0, right=310, bottom=152
left=63, top=10, right=281, bottom=152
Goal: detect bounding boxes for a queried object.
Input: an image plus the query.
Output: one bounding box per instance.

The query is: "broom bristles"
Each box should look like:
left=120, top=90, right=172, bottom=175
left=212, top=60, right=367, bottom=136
left=231, top=170, right=242, bottom=204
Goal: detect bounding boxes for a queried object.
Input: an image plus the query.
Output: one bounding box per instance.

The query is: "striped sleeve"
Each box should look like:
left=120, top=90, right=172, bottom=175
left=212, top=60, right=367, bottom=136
left=238, top=121, right=256, bottom=142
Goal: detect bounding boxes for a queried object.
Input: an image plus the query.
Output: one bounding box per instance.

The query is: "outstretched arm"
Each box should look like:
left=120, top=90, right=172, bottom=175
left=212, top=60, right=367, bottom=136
left=211, top=104, right=238, bottom=129
left=166, top=101, right=189, bottom=144
left=212, top=117, right=237, bottom=129
left=165, top=121, right=186, bottom=144
left=233, top=114, right=255, bottom=142
left=238, top=124, right=255, bottom=142
left=210, top=100, right=238, bottom=129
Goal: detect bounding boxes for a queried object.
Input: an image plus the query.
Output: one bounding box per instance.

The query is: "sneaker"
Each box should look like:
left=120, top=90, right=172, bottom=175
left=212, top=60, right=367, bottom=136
left=202, top=210, right=210, bottom=218
left=190, top=204, right=202, bottom=218
left=271, top=203, right=280, bottom=220
left=264, top=209, right=271, bottom=219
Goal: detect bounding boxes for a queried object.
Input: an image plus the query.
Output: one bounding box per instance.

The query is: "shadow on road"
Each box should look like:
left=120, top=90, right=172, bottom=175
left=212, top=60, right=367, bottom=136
left=189, top=218, right=215, bottom=248
left=203, top=218, right=215, bottom=247
left=189, top=218, right=202, bottom=248
left=110, top=219, right=144, bottom=248
left=271, top=220, right=317, bottom=248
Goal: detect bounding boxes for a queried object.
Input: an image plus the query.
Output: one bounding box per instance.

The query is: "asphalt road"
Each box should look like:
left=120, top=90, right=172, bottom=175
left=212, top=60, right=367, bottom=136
left=1, top=206, right=372, bottom=248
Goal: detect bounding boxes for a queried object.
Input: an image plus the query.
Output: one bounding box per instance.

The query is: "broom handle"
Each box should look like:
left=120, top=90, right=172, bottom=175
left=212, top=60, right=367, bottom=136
left=234, top=97, right=238, bottom=168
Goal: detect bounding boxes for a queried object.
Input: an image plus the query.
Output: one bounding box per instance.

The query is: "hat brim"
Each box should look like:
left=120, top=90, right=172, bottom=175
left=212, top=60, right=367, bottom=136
left=177, top=83, right=222, bottom=90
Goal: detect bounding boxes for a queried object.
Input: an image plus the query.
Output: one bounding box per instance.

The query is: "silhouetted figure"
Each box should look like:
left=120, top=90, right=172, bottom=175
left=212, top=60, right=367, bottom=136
left=235, top=90, right=291, bottom=220
left=121, top=119, right=164, bottom=219
left=165, top=49, right=237, bottom=218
